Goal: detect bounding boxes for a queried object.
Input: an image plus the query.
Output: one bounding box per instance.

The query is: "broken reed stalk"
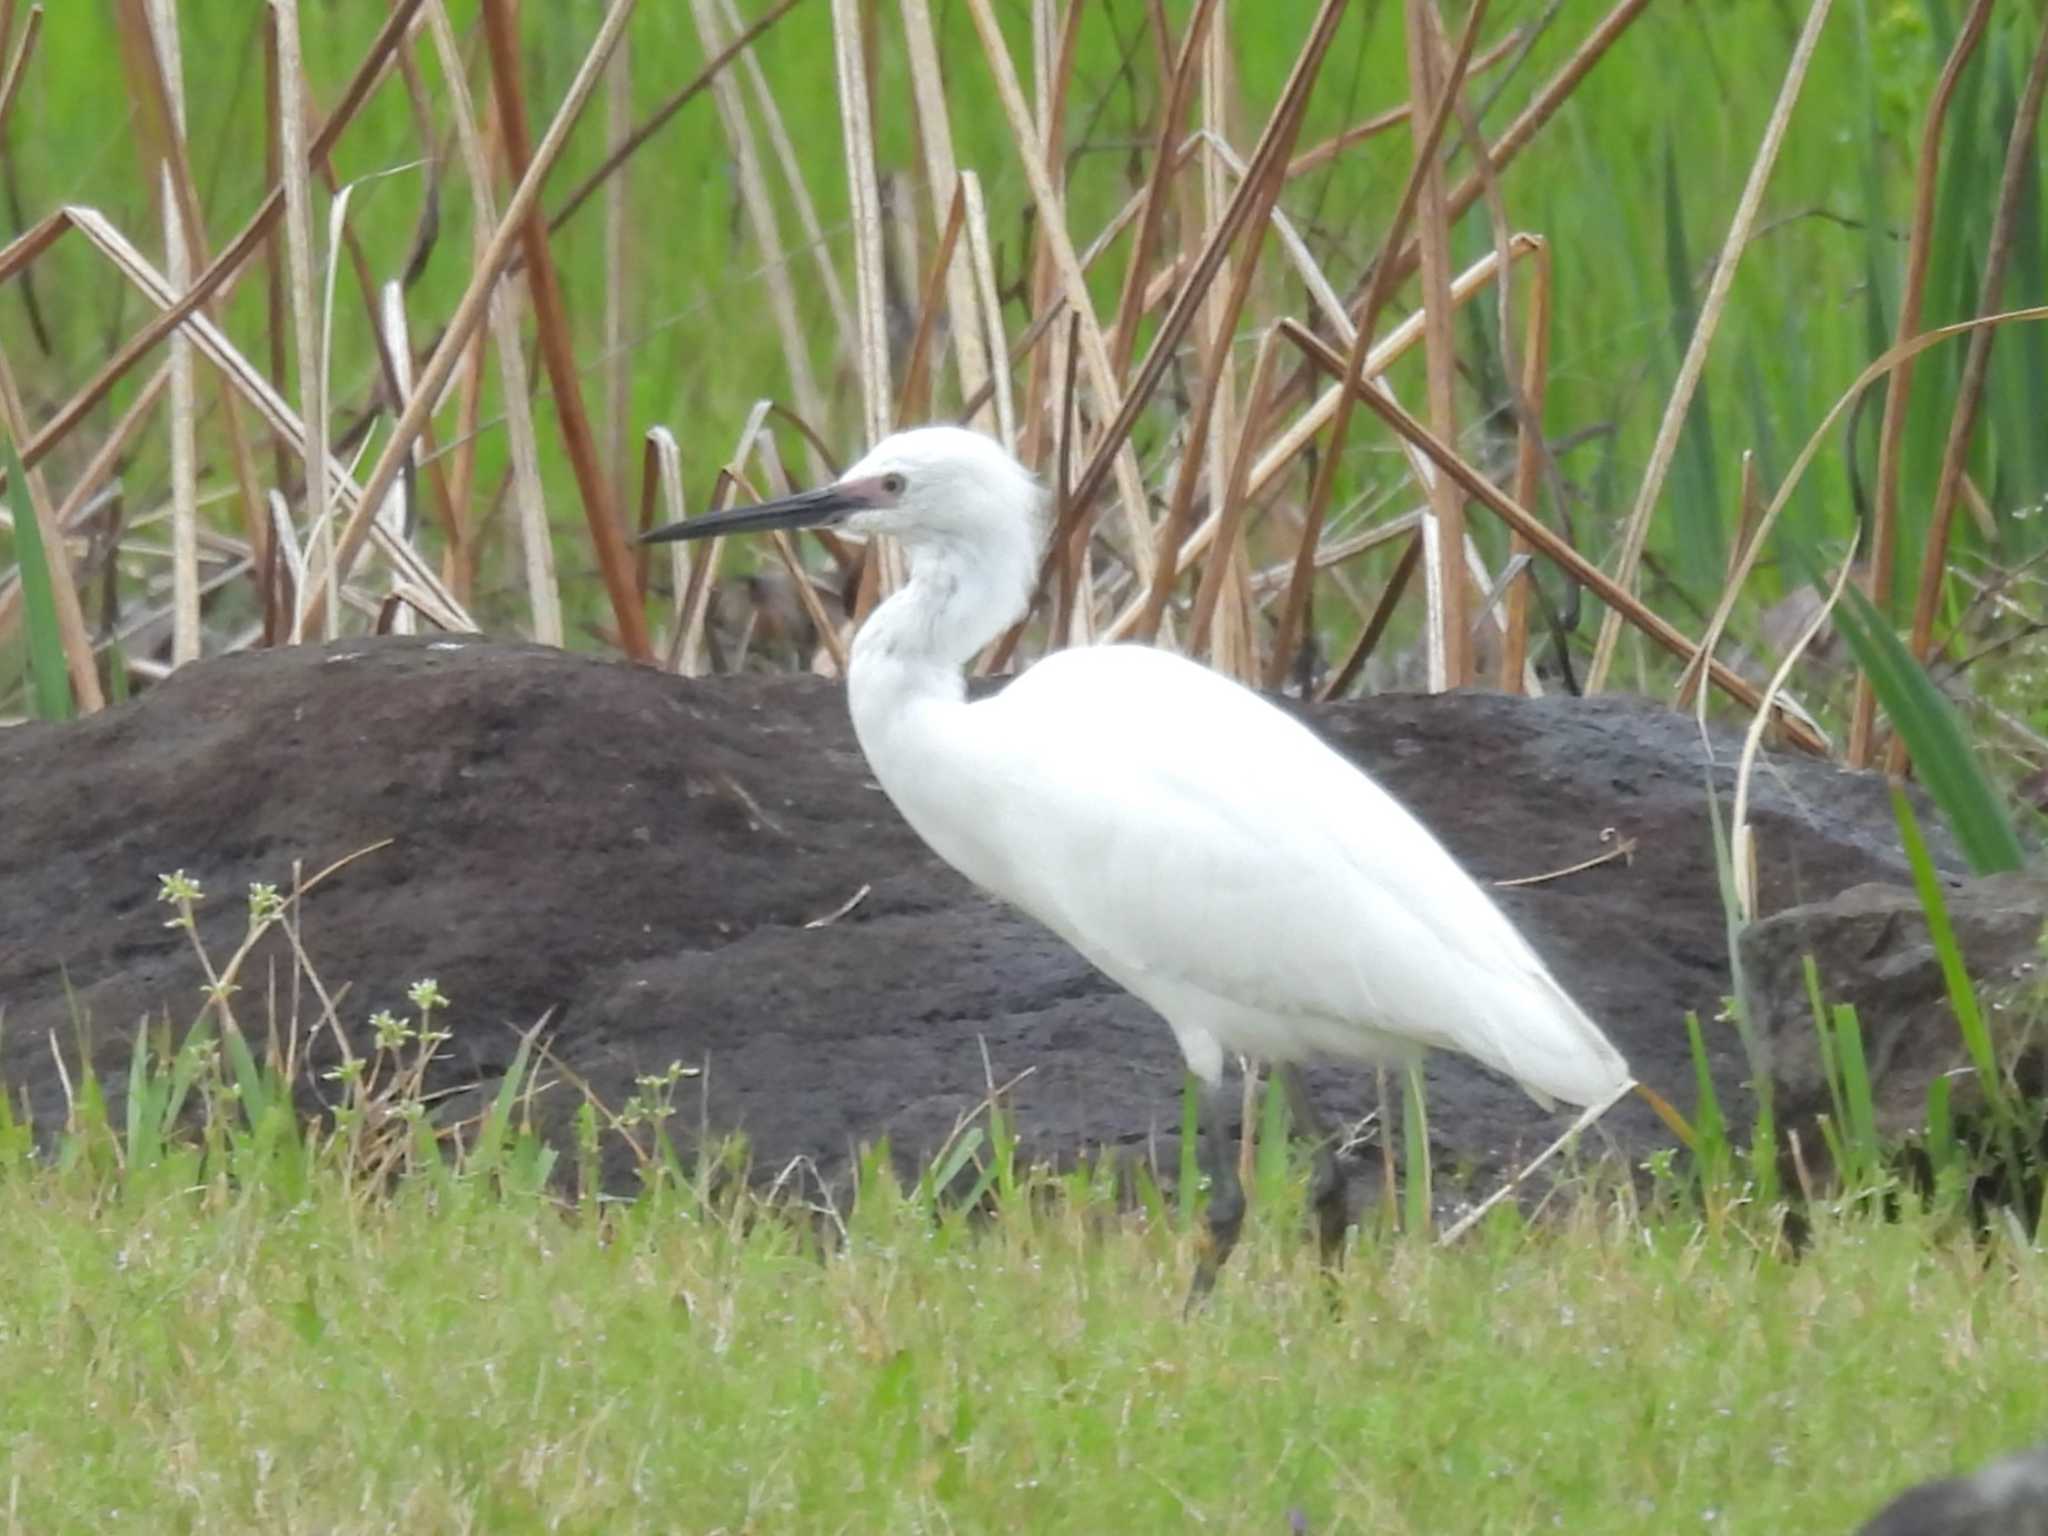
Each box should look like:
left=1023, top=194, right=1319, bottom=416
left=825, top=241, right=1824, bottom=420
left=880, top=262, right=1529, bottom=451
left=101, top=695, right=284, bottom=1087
left=1847, top=0, right=1994, bottom=765
left=1583, top=0, right=1832, bottom=695
left=1889, top=14, right=2048, bottom=776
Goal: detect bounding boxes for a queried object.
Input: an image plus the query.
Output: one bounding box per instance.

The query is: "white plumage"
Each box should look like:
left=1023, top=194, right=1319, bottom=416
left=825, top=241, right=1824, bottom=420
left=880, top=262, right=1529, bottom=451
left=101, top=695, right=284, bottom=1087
left=647, top=423, right=1634, bottom=1287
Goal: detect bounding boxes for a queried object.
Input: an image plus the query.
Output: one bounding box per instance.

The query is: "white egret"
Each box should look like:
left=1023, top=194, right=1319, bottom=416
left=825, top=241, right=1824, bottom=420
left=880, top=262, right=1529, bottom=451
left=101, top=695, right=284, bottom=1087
left=645, top=425, right=1636, bottom=1294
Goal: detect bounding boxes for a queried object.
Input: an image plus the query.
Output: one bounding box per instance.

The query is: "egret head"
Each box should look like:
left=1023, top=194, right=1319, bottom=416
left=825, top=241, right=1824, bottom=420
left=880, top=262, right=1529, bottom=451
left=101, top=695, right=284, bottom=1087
left=642, top=426, right=1047, bottom=566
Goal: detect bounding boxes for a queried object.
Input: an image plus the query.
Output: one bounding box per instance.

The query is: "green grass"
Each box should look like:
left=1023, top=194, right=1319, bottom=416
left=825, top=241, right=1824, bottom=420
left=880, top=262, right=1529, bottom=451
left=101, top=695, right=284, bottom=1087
left=2, top=1147, right=2043, bottom=1533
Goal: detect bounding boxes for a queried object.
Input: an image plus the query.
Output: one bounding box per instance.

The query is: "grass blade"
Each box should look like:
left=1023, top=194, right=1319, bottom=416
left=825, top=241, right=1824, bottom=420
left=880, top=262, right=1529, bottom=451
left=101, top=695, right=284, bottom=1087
left=4, top=431, right=73, bottom=721
left=1831, top=580, right=2024, bottom=874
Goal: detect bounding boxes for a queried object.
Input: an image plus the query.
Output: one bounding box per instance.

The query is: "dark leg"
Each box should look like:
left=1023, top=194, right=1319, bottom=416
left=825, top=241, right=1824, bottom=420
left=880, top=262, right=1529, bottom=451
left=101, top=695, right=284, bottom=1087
left=1277, top=1062, right=1350, bottom=1269
left=1185, top=1078, right=1247, bottom=1312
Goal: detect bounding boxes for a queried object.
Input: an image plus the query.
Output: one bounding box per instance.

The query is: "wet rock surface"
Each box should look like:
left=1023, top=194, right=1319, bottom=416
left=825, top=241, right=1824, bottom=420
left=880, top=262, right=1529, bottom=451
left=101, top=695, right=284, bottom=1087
left=0, top=636, right=1939, bottom=1196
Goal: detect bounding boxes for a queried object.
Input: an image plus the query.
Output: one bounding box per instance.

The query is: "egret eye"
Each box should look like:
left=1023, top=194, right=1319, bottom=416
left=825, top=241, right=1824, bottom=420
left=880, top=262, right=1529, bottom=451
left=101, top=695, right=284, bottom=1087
left=881, top=473, right=907, bottom=497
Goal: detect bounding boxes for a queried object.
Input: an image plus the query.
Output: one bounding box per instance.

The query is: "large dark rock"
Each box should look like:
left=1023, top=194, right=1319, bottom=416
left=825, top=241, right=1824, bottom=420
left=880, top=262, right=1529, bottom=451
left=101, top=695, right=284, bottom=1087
left=1857, top=1443, right=2048, bottom=1536
left=0, top=637, right=1937, bottom=1195
left=1742, top=875, right=2048, bottom=1161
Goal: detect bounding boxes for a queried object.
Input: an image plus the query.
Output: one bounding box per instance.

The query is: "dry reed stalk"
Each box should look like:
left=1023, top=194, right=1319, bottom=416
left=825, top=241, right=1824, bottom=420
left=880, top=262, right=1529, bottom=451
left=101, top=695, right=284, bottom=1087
left=1500, top=238, right=1550, bottom=691
left=832, top=0, right=891, bottom=453
left=750, top=434, right=850, bottom=676
left=958, top=171, right=1015, bottom=448
left=1073, top=0, right=1349, bottom=550
left=478, top=0, right=649, bottom=660
left=895, top=185, right=968, bottom=426
left=1265, top=0, right=1485, bottom=693
left=1676, top=309, right=2048, bottom=719
left=1405, top=0, right=1467, bottom=689
left=51, top=364, right=174, bottom=536
left=604, top=27, right=634, bottom=522
left=1847, top=0, right=1995, bottom=764
left=721, top=0, right=855, bottom=356
left=1583, top=0, right=1833, bottom=694
left=271, top=0, right=329, bottom=643
left=1187, top=327, right=1282, bottom=657
left=548, top=0, right=804, bottom=235
left=0, top=6, right=36, bottom=135
left=63, top=205, right=469, bottom=630
left=1728, top=543, right=1859, bottom=919
left=0, top=343, right=103, bottom=710
left=1892, top=13, right=2048, bottom=779
left=12, top=0, right=428, bottom=474
left=1285, top=28, right=1524, bottom=180
left=1281, top=319, right=1826, bottom=749
left=1250, top=237, right=1538, bottom=504
left=688, top=0, right=831, bottom=472
left=422, top=0, right=561, bottom=645
left=1109, top=0, right=1221, bottom=379
left=1322, top=531, right=1425, bottom=699
left=1098, top=240, right=1519, bottom=640
left=1884, top=25, right=2048, bottom=782
left=1372, top=0, right=1648, bottom=298
left=260, top=8, right=290, bottom=519
left=1197, top=15, right=1237, bottom=658
left=964, top=0, right=1154, bottom=580
left=643, top=427, right=691, bottom=654
left=376, top=282, right=418, bottom=636
left=1136, top=2, right=1288, bottom=646
left=1015, top=0, right=1083, bottom=475
left=666, top=400, right=775, bottom=675
left=124, top=0, right=270, bottom=586
left=148, top=0, right=198, bottom=665
left=899, top=0, right=994, bottom=430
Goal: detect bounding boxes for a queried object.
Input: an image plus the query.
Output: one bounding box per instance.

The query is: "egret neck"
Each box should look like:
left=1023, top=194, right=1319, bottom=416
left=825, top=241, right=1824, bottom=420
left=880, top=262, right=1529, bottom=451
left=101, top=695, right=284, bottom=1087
left=845, top=518, right=1037, bottom=771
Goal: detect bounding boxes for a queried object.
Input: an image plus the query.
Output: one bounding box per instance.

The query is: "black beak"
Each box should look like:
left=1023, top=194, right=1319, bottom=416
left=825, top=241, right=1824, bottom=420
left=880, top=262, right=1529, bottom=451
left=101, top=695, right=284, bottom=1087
left=640, top=485, right=858, bottom=544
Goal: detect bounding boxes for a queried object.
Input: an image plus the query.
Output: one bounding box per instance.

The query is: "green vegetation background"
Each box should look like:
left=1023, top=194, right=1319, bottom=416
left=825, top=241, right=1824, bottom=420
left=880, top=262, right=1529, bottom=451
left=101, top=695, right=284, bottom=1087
left=11, top=0, right=2047, bottom=677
